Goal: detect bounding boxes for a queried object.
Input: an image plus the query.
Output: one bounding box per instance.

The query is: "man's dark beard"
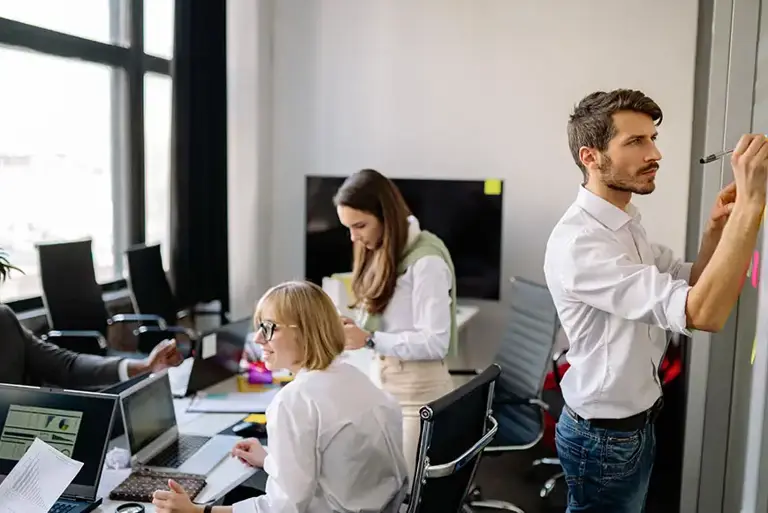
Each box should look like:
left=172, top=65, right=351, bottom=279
left=599, top=155, right=657, bottom=195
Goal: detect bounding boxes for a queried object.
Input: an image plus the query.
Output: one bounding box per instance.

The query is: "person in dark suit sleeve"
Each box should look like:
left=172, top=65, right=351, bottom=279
left=0, top=304, right=182, bottom=388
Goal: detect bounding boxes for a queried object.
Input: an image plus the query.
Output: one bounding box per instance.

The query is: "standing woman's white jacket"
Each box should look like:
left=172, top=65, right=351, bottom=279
left=364, top=216, right=456, bottom=483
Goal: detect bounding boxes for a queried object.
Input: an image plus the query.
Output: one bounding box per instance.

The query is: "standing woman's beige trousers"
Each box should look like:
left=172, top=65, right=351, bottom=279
left=374, top=356, right=454, bottom=486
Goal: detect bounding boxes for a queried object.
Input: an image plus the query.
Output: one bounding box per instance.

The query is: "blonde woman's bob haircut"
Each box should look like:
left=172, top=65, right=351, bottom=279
left=254, top=280, right=345, bottom=371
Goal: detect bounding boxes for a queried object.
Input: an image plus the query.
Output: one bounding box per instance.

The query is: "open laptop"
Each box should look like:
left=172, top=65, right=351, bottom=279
left=168, top=318, right=251, bottom=398
left=0, top=384, right=118, bottom=513
left=100, top=372, right=153, bottom=440
left=120, top=370, right=240, bottom=476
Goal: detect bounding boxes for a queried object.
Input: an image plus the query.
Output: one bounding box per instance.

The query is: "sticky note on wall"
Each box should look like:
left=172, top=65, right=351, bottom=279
left=484, top=179, right=502, bottom=195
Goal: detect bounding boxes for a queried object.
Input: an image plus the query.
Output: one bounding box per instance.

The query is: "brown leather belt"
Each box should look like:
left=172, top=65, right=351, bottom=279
left=565, top=397, right=664, bottom=431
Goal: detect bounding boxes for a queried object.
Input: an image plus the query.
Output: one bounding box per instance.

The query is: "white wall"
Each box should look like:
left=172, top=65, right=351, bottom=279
left=231, top=0, right=700, bottom=363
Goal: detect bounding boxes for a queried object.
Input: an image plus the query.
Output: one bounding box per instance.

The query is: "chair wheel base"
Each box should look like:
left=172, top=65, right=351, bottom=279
left=539, top=471, right=565, bottom=498
left=469, top=499, right=526, bottom=512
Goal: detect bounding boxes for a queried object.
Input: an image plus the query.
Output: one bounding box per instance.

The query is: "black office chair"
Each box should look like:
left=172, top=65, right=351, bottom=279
left=532, top=347, right=567, bottom=499
left=450, top=277, right=561, bottom=512
left=36, top=239, right=184, bottom=356
left=125, top=243, right=229, bottom=339
left=405, top=364, right=500, bottom=513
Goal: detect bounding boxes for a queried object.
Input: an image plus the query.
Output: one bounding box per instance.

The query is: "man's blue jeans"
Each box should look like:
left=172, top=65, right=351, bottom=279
left=555, top=406, right=656, bottom=513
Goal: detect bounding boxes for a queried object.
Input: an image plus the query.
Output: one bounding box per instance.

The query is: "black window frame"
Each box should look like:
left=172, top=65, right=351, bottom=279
left=0, top=1, right=172, bottom=314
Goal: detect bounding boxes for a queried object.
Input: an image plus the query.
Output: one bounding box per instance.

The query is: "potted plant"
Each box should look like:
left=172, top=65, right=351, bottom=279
left=0, top=249, right=23, bottom=283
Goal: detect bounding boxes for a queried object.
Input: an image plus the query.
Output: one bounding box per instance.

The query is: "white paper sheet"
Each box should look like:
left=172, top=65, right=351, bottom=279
left=186, top=390, right=280, bottom=413
left=202, top=333, right=218, bottom=359
left=0, top=438, right=84, bottom=513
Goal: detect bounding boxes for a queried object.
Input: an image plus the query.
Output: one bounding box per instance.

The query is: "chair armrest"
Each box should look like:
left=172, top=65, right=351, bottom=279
left=134, top=325, right=197, bottom=340
left=133, top=326, right=193, bottom=357
left=552, top=348, right=569, bottom=385
left=425, top=416, right=499, bottom=478
left=109, top=314, right=167, bottom=329
left=448, top=369, right=480, bottom=376
left=494, top=394, right=550, bottom=412
left=42, top=330, right=108, bottom=349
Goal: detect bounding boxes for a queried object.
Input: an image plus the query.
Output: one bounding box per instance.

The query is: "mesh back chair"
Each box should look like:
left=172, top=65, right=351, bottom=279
left=450, top=277, right=560, bottom=512
left=406, top=364, right=500, bottom=513
left=125, top=243, right=229, bottom=336
left=36, top=239, right=181, bottom=356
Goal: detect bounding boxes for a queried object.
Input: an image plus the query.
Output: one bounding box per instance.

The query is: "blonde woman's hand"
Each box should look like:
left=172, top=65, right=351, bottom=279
left=231, top=437, right=267, bottom=468
left=152, top=479, right=197, bottom=513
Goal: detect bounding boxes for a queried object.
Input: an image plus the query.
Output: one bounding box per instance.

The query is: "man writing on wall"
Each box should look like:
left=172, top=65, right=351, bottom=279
left=544, top=88, right=768, bottom=512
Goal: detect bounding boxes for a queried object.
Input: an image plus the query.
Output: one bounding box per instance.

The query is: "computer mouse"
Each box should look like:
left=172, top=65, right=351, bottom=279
left=231, top=421, right=267, bottom=438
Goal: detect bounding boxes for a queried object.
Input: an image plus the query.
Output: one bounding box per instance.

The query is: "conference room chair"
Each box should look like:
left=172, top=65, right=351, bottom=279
left=125, top=243, right=229, bottom=343
left=36, top=239, right=184, bottom=356
left=532, top=347, right=568, bottom=499
left=405, top=364, right=501, bottom=513
left=449, top=277, right=560, bottom=512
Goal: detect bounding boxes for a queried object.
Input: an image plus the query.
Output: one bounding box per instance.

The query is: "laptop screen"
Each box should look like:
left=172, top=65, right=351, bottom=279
left=205, top=319, right=250, bottom=373
left=100, top=372, right=152, bottom=440
left=121, top=372, right=177, bottom=455
left=0, top=385, right=117, bottom=499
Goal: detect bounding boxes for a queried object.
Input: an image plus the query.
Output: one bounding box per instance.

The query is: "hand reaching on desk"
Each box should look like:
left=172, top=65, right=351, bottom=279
left=152, top=479, right=197, bottom=513
left=232, top=438, right=267, bottom=468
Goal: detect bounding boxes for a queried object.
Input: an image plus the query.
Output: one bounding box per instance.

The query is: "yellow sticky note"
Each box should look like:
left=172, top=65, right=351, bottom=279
left=244, top=414, right=267, bottom=424
left=484, top=179, right=502, bottom=195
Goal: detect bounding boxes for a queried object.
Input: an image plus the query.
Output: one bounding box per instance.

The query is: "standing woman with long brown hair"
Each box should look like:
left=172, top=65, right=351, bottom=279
left=333, top=169, right=457, bottom=483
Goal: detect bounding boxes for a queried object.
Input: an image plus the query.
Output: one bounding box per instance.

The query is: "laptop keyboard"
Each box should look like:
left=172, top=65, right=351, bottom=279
left=147, top=434, right=210, bottom=468
left=49, top=503, right=78, bottom=513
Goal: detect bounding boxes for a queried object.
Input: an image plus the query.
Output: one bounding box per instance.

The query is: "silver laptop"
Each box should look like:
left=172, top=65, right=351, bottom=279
left=120, top=371, right=240, bottom=476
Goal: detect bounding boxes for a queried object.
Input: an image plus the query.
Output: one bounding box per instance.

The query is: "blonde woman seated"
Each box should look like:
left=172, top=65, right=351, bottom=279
left=152, top=281, right=409, bottom=513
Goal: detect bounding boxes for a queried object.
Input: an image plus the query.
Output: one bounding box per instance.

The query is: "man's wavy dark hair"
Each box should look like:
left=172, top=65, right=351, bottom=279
left=0, top=250, right=22, bottom=283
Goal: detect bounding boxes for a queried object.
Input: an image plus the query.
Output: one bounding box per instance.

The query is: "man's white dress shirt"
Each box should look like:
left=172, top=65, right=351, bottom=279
left=372, top=216, right=453, bottom=361
left=233, top=359, right=409, bottom=513
left=543, top=187, right=693, bottom=419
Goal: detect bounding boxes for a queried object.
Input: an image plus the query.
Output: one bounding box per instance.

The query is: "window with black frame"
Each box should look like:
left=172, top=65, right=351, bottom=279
left=0, top=0, right=174, bottom=310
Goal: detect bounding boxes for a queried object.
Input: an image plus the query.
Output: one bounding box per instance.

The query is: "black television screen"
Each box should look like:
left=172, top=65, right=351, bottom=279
left=305, top=175, right=503, bottom=300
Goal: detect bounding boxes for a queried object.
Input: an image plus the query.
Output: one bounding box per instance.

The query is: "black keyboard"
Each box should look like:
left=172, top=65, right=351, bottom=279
left=146, top=434, right=209, bottom=468
left=49, top=502, right=79, bottom=513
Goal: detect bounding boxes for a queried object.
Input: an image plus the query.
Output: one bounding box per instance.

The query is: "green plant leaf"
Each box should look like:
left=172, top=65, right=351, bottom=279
left=0, top=249, right=24, bottom=283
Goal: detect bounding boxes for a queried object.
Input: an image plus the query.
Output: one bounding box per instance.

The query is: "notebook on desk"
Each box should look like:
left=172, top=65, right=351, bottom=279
left=0, top=384, right=118, bottom=513
left=109, top=467, right=207, bottom=503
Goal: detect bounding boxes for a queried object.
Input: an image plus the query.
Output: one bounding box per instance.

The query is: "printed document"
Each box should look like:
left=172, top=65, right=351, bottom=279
left=0, top=438, right=83, bottom=513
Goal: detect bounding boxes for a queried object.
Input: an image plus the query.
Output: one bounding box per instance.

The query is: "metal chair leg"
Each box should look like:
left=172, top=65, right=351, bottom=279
left=531, top=456, right=560, bottom=467
left=468, top=499, right=526, bottom=512
left=540, top=471, right=565, bottom=498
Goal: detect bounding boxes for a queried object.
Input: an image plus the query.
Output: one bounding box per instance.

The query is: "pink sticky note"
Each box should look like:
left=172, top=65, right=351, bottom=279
left=752, top=250, right=760, bottom=289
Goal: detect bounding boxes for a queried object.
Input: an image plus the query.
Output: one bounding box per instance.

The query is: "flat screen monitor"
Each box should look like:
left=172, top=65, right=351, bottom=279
left=305, top=175, right=504, bottom=300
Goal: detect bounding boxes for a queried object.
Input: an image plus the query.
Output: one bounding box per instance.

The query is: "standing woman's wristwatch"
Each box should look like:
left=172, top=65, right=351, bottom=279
left=364, top=333, right=376, bottom=349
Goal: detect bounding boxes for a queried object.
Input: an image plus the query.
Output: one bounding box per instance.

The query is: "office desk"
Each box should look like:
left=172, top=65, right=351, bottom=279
left=94, top=304, right=481, bottom=511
